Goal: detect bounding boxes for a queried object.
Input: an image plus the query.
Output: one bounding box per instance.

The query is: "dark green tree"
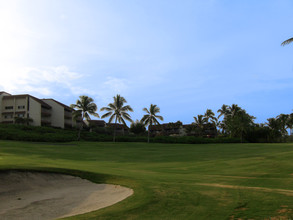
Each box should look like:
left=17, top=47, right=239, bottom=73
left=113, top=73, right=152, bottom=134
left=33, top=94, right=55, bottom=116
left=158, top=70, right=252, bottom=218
left=193, top=114, right=208, bottom=137
left=130, top=120, right=146, bottom=135
left=141, top=104, right=163, bottom=143
left=101, top=94, right=133, bottom=142
left=70, top=95, right=99, bottom=141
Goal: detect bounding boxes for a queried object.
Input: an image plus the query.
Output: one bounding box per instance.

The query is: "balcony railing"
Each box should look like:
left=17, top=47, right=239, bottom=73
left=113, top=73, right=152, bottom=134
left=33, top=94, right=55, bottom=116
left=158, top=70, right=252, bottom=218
left=41, top=108, right=51, bottom=117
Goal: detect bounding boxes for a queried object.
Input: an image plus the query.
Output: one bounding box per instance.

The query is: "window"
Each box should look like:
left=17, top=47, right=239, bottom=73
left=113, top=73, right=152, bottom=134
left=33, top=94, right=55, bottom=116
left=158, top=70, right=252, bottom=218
left=5, top=106, right=13, bottom=110
left=18, top=105, right=25, bottom=109
left=4, top=115, right=13, bottom=119
left=17, top=114, right=24, bottom=118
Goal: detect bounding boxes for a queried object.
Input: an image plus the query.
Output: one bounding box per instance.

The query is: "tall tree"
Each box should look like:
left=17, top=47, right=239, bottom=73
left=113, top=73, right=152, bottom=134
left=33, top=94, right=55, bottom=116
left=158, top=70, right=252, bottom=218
left=204, top=109, right=218, bottom=136
left=204, top=109, right=217, bottom=123
left=217, top=104, right=229, bottom=119
left=70, top=95, right=99, bottom=141
left=266, top=117, right=283, bottom=141
left=281, top=37, right=293, bottom=46
left=101, top=94, right=133, bottom=142
left=141, top=104, right=163, bottom=143
left=130, top=120, right=146, bottom=135
left=193, top=114, right=208, bottom=137
left=276, top=114, right=289, bottom=136
left=287, top=113, right=293, bottom=136
left=218, top=104, right=255, bottom=141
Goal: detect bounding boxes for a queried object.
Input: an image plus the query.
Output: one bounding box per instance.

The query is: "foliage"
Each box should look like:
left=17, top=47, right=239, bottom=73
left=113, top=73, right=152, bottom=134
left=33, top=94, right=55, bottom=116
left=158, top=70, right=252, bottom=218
left=130, top=120, right=146, bottom=135
left=281, top=37, right=293, bottom=46
left=14, top=117, right=33, bottom=125
left=70, top=95, right=99, bottom=140
left=141, top=104, right=164, bottom=143
left=216, top=104, right=255, bottom=142
left=101, top=94, right=133, bottom=142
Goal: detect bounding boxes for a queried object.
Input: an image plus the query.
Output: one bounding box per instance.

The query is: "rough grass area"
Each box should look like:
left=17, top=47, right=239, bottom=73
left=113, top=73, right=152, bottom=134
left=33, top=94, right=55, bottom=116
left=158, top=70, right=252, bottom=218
left=1, top=141, right=293, bottom=219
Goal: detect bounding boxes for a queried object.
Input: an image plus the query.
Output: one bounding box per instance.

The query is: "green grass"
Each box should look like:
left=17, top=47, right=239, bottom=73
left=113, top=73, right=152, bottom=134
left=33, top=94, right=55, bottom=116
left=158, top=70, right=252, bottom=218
left=1, top=141, right=293, bottom=219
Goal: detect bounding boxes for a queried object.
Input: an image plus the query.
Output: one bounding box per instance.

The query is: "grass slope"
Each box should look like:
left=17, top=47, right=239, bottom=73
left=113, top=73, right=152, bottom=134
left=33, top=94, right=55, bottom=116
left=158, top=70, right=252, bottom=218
left=0, top=141, right=293, bottom=219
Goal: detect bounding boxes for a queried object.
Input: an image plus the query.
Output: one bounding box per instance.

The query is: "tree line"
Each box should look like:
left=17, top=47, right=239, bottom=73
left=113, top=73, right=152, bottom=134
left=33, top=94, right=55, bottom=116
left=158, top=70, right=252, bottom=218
left=71, top=95, right=292, bottom=143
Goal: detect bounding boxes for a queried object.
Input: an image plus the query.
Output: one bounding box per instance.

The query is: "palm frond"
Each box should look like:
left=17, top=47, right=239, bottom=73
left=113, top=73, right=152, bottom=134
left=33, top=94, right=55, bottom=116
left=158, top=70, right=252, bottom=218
left=141, top=114, right=149, bottom=123
left=281, top=37, right=293, bottom=46
left=121, top=105, right=133, bottom=112
left=108, top=103, right=116, bottom=110
left=153, top=117, right=160, bottom=125
left=84, top=112, right=91, bottom=121
left=119, top=117, right=127, bottom=126
left=121, top=112, right=132, bottom=122
left=100, top=107, right=112, bottom=111
left=108, top=114, right=116, bottom=123
left=101, top=112, right=113, bottom=119
left=144, top=117, right=150, bottom=126
left=156, top=115, right=164, bottom=121
left=142, top=108, right=150, bottom=114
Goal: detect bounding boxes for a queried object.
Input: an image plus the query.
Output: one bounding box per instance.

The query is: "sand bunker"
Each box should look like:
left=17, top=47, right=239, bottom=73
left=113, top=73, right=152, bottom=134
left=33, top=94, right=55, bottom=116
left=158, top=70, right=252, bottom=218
left=0, top=171, right=133, bottom=220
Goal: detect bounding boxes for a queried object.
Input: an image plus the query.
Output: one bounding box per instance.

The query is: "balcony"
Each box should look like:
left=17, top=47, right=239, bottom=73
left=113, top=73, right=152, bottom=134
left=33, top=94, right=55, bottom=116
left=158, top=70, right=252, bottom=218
left=41, top=108, right=51, bottom=117
left=64, top=112, right=72, bottom=120
left=41, top=120, right=51, bottom=126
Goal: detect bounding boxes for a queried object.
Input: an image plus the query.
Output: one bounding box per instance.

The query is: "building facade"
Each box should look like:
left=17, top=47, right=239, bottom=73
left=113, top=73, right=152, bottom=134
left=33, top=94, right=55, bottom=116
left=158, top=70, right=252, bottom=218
left=0, top=91, right=80, bottom=128
left=42, top=99, right=75, bottom=128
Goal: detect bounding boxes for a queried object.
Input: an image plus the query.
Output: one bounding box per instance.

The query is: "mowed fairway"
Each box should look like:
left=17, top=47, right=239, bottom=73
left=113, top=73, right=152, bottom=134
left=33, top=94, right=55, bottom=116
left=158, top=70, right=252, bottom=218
left=1, top=141, right=293, bottom=219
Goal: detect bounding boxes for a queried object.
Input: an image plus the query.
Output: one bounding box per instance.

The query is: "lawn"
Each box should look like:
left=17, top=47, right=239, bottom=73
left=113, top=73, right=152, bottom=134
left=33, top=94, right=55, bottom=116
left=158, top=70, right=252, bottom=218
left=0, top=141, right=293, bottom=219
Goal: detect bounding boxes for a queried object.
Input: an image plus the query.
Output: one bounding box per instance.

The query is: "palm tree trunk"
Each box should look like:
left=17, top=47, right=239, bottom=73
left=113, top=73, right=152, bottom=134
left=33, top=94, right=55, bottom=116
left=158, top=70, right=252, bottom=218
left=148, top=127, right=150, bottom=143
left=77, top=113, right=84, bottom=141
left=113, top=117, right=117, bottom=142
left=77, top=124, right=82, bottom=141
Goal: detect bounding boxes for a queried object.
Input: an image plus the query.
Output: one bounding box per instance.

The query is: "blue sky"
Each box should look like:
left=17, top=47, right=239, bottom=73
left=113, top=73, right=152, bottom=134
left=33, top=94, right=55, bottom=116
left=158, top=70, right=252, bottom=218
left=0, top=0, right=293, bottom=124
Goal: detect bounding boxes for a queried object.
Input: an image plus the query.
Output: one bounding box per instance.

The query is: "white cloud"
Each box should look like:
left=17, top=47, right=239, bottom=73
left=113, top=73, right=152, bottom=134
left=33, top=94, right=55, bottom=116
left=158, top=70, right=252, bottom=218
left=0, top=65, right=83, bottom=96
left=102, top=77, right=129, bottom=94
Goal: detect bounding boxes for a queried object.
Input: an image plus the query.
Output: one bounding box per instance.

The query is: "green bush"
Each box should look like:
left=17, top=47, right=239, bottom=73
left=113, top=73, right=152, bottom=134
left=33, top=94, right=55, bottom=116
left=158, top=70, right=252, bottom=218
left=0, top=124, right=241, bottom=143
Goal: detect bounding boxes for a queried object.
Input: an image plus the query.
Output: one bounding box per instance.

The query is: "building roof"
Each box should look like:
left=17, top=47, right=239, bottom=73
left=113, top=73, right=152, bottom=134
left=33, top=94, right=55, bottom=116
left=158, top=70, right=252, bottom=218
left=149, top=122, right=182, bottom=131
left=87, top=120, right=106, bottom=126
left=106, top=123, right=129, bottom=129
left=0, top=91, right=11, bottom=95
left=42, top=99, right=73, bottom=111
left=3, top=94, right=52, bottom=109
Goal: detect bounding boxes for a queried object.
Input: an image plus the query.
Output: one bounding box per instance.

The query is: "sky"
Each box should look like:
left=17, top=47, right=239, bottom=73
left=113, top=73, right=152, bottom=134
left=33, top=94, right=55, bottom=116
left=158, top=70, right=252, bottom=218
left=0, top=0, right=293, bottom=125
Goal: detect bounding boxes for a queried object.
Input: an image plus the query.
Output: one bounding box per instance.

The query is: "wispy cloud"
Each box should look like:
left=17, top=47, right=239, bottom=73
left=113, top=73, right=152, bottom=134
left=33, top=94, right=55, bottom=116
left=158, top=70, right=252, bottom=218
left=0, top=65, right=83, bottom=96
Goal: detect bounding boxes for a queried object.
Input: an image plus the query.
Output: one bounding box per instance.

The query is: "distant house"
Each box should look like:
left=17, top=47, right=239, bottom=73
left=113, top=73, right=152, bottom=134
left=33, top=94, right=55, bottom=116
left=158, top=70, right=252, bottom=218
left=149, top=121, right=217, bottom=137
left=149, top=121, right=184, bottom=136
left=86, top=120, right=106, bottom=128
left=183, top=123, right=217, bottom=138
left=106, top=123, right=129, bottom=135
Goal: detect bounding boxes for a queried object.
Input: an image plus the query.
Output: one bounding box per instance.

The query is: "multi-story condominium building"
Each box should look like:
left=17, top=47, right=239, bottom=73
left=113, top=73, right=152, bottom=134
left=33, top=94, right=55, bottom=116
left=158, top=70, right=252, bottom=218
left=42, top=99, right=76, bottom=129
left=0, top=91, right=81, bottom=128
left=0, top=92, right=52, bottom=126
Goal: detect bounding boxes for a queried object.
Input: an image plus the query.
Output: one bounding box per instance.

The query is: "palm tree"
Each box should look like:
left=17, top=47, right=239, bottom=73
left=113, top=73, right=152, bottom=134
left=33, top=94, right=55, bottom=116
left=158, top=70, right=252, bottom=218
left=101, top=94, right=133, bottom=142
left=276, top=114, right=289, bottom=136
left=70, top=95, right=99, bottom=141
left=287, top=113, right=293, bottom=136
left=204, top=109, right=218, bottom=136
left=217, top=104, right=229, bottom=119
left=141, top=104, right=163, bottom=143
left=281, top=37, right=293, bottom=46
left=204, top=109, right=216, bottom=122
left=229, top=104, right=241, bottom=117
left=193, top=114, right=208, bottom=136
